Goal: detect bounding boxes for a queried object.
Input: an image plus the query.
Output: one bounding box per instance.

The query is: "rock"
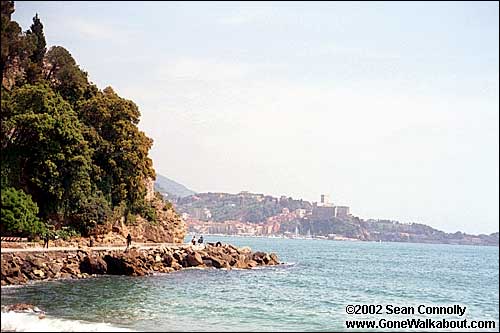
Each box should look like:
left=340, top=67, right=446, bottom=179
left=236, top=246, right=250, bottom=253
left=61, top=264, right=80, bottom=276
left=171, top=261, right=182, bottom=271
left=163, top=254, right=174, bottom=266
left=209, top=257, right=226, bottom=269
left=5, top=276, right=26, bottom=285
left=186, top=252, right=203, bottom=267
left=163, top=267, right=175, bottom=273
left=269, top=253, right=279, bottom=265
left=247, top=260, right=258, bottom=268
left=3, top=303, right=41, bottom=313
left=172, top=251, right=183, bottom=262
left=47, top=263, right=63, bottom=275
left=80, top=256, right=108, bottom=275
left=0, top=242, right=279, bottom=285
left=32, top=269, right=45, bottom=278
left=103, top=254, right=147, bottom=276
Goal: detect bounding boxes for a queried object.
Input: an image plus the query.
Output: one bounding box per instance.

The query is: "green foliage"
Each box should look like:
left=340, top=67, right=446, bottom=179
left=1, top=4, right=160, bottom=238
left=2, top=84, right=93, bottom=219
left=71, top=194, right=112, bottom=235
left=129, top=197, right=156, bottom=223
left=77, top=87, right=155, bottom=209
left=45, top=46, right=90, bottom=105
left=54, top=227, right=80, bottom=241
left=1, top=1, right=36, bottom=81
left=0, top=187, right=46, bottom=236
left=27, top=13, right=46, bottom=65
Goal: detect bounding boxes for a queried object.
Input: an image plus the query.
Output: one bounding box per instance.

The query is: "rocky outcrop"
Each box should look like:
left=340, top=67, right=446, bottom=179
left=89, top=179, right=187, bottom=245
left=1, top=244, right=280, bottom=286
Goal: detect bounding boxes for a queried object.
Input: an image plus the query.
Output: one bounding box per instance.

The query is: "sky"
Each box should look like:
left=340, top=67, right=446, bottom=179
left=13, top=1, right=499, bottom=234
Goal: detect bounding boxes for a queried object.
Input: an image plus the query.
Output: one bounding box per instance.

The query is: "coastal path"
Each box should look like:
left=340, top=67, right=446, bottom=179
left=0, top=243, right=194, bottom=254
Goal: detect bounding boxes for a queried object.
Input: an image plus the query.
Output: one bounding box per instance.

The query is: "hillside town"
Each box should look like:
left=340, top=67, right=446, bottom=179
left=168, top=190, right=498, bottom=246
left=180, top=193, right=351, bottom=239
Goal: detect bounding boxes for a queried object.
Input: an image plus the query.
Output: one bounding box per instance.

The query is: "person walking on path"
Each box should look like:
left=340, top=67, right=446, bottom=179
left=126, top=233, right=132, bottom=251
left=43, top=233, right=49, bottom=249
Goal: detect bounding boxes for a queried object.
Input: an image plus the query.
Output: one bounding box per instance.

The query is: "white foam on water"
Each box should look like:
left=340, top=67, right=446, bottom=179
left=1, top=311, right=134, bottom=332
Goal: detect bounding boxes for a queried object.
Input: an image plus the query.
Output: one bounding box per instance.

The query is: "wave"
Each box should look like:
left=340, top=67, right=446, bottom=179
left=1, top=311, right=134, bottom=332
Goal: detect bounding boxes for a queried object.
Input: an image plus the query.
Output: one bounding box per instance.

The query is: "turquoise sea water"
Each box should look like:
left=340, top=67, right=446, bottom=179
left=1, top=236, right=498, bottom=331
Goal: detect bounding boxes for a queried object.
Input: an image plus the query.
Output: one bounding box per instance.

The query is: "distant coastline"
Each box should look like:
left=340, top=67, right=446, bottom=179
left=170, top=192, right=498, bottom=247
left=188, top=232, right=499, bottom=247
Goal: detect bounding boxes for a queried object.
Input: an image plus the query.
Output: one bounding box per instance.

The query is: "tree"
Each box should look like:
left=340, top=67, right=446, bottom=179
left=1, top=84, right=93, bottom=222
left=25, top=13, right=46, bottom=83
left=1, top=1, right=36, bottom=85
left=0, top=186, right=46, bottom=237
left=77, top=87, right=155, bottom=211
left=27, top=13, right=45, bottom=64
left=44, top=46, right=90, bottom=105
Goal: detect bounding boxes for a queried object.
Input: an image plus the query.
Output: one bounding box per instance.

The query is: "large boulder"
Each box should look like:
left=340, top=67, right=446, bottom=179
left=163, top=253, right=174, bottom=266
left=208, top=256, right=225, bottom=269
left=80, top=255, right=108, bottom=275
left=185, top=252, right=203, bottom=267
left=103, top=252, right=148, bottom=276
left=269, top=253, right=279, bottom=265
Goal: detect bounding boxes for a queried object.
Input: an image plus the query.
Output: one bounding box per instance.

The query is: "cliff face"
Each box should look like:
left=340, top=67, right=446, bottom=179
left=91, top=178, right=187, bottom=244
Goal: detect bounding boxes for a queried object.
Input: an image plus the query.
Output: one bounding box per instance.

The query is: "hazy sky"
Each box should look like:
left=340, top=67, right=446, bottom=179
left=14, top=1, right=499, bottom=234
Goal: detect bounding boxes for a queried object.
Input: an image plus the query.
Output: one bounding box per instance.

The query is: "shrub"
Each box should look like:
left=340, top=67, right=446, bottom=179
left=0, top=187, right=47, bottom=237
left=72, top=194, right=112, bottom=235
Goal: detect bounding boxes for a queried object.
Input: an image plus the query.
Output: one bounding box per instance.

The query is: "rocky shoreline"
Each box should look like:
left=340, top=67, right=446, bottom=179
left=0, top=243, right=280, bottom=286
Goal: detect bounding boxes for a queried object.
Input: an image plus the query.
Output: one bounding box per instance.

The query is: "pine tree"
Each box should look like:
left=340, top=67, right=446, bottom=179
left=27, top=13, right=46, bottom=65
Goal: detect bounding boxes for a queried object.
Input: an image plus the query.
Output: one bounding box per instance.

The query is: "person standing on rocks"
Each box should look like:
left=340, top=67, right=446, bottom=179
left=126, top=233, right=132, bottom=250
left=191, top=235, right=197, bottom=246
left=198, top=235, right=204, bottom=244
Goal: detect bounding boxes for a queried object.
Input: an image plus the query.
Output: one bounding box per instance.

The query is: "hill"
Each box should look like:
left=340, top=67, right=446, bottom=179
left=154, top=174, right=196, bottom=199
left=177, top=192, right=499, bottom=246
left=176, top=192, right=311, bottom=223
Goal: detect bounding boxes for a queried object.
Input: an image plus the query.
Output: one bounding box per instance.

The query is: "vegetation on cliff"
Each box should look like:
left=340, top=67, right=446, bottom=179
left=0, top=1, right=181, bottom=239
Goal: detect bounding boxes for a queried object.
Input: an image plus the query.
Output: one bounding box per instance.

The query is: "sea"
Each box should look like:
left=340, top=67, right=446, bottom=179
left=1, top=236, right=498, bottom=332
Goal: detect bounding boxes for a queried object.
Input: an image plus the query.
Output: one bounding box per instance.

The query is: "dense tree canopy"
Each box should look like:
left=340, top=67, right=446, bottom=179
left=1, top=1, right=157, bottom=236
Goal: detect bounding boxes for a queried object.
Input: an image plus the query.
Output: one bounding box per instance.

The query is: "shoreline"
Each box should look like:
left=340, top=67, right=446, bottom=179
left=0, top=242, right=280, bottom=287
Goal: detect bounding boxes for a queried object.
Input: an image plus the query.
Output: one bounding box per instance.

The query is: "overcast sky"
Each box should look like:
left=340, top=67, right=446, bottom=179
left=14, top=1, right=499, bottom=234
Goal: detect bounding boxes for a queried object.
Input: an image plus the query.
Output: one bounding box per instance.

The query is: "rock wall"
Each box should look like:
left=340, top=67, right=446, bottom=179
left=0, top=244, right=280, bottom=286
left=90, top=180, right=187, bottom=244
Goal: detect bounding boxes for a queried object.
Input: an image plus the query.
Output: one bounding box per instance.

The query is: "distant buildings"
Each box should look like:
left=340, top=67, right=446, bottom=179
left=312, top=194, right=335, bottom=219
left=184, top=192, right=354, bottom=237
left=312, top=194, right=350, bottom=220
left=335, top=206, right=350, bottom=218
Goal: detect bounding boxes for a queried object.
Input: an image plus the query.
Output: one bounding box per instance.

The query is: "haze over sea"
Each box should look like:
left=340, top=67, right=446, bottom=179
left=1, top=236, right=498, bottom=332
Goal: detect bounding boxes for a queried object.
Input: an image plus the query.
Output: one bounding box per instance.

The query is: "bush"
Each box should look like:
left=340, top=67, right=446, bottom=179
left=129, top=198, right=156, bottom=223
left=72, top=195, right=112, bottom=235
left=54, top=227, right=80, bottom=240
left=1, top=187, right=46, bottom=237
